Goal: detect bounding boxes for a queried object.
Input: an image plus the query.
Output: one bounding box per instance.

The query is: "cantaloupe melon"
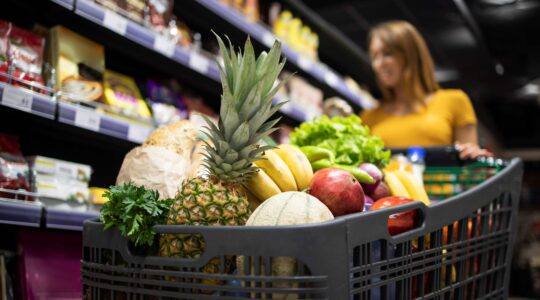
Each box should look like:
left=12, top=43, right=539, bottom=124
left=237, top=192, right=334, bottom=299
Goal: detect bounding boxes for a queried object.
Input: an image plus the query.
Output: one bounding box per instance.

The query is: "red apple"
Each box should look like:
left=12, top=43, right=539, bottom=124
left=309, top=167, right=364, bottom=216
left=369, top=196, right=418, bottom=235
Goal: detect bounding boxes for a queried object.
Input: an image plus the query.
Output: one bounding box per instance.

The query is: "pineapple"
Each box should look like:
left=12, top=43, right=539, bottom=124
left=159, top=34, right=289, bottom=288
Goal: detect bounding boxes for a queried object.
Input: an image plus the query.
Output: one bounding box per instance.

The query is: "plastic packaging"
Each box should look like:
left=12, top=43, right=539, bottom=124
left=407, top=146, right=426, bottom=186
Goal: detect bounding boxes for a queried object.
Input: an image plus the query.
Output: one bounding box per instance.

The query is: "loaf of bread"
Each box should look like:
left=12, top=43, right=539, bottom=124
left=143, top=120, right=197, bottom=157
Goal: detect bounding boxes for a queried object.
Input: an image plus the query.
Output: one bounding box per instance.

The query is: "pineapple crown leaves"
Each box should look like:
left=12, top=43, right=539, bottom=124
left=199, top=32, right=291, bottom=184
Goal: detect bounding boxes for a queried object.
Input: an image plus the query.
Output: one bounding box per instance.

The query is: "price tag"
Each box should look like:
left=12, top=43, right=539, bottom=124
left=189, top=52, right=210, bottom=75
left=261, top=32, right=275, bottom=47
left=2, top=85, right=33, bottom=112
left=153, top=34, right=175, bottom=58
left=1, top=85, right=33, bottom=112
left=297, top=56, right=313, bottom=72
left=103, top=10, right=128, bottom=36
left=324, top=71, right=339, bottom=88
left=128, top=123, right=152, bottom=143
left=75, top=106, right=101, bottom=132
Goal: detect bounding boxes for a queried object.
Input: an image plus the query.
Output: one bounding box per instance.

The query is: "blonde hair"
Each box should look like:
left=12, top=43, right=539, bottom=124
left=368, top=20, right=439, bottom=103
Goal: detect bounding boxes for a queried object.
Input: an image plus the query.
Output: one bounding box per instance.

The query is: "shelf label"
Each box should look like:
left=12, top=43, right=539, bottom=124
left=128, top=123, right=152, bottom=143
left=1, top=85, right=33, bottom=112
left=324, top=71, right=339, bottom=88
left=297, top=56, right=313, bottom=72
left=74, top=106, right=101, bottom=132
left=189, top=51, right=210, bottom=75
left=153, top=34, right=175, bottom=58
left=103, top=10, right=128, bottom=36
left=261, top=32, right=275, bottom=47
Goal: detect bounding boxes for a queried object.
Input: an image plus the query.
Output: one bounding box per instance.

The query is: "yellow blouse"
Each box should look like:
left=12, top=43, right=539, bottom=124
left=361, top=89, right=477, bottom=148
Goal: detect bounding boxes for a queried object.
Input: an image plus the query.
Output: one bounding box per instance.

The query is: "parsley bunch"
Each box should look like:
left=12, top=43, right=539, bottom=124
left=100, top=183, right=173, bottom=247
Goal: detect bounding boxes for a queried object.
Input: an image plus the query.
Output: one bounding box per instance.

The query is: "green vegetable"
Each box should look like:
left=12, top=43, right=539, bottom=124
left=336, top=165, right=375, bottom=184
left=311, top=159, right=375, bottom=184
left=311, top=158, right=333, bottom=171
left=100, top=183, right=173, bottom=247
left=300, top=146, right=335, bottom=162
left=291, top=115, right=390, bottom=168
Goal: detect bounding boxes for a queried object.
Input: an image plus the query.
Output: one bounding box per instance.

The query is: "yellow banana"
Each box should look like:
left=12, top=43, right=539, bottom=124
left=254, top=150, right=298, bottom=192
left=243, top=169, right=281, bottom=201
left=273, top=144, right=313, bottom=191
left=384, top=171, right=410, bottom=198
left=393, top=170, right=431, bottom=206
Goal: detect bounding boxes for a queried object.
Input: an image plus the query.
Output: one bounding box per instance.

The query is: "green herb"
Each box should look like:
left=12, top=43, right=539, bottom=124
left=290, top=115, right=390, bottom=168
left=100, top=183, right=173, bottom=247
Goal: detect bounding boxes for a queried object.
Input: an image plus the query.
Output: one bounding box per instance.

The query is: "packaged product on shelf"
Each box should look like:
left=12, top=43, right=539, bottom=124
left=144, top=79, right=188, bottom=126
left=0, top=20, right=9, bottom=82
left=323, top=97, right=353, bottom=118
left=47, top=26, right=104, bottom=102
left=0, top=22, right=46, bottom=91
left=182, top=94, right=217, bottom=118
left=27, top=155, right=92, bottom=183
left=344, top=77, right=377, bottom=107
left=34, top=173, right=90, bottom=203
left=147, top=0, right=174, bottom=32
left=288, top=76, right=323, bottom=120
left=89, top=187, right=108, bottom=204
left=243, top=0, right=260, bottom=22
left=0, top=134, right=31, bottom=199
left=103, top=69, right=152, bottom=119
left=95, top=0, right=146, bottom=25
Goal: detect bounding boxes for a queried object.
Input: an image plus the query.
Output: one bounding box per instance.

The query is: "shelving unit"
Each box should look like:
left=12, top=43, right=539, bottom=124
left=0, top=0, right=373, bottom=230
left=0, top=82, right=56, bottom=120
left=194, top=0, right=373, bottom=109
left=0, top=189, right=43, bottom=228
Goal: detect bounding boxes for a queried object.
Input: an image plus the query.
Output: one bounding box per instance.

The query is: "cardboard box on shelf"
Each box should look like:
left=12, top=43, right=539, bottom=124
left=28, top=156, right=92, bottom=183
left=34, top=173, right=89, bottom=203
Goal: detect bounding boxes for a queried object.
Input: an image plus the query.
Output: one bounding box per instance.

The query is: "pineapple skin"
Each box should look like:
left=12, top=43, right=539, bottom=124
left=160, top=177, right=250, bottom=258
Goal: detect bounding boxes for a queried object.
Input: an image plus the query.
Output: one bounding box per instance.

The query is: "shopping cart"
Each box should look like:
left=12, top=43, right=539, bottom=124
left=81, top=149, right=523, bottom=299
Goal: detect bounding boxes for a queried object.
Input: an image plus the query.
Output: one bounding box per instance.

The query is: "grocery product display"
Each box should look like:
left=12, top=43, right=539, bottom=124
left=0, top=0, right=532, bottom=299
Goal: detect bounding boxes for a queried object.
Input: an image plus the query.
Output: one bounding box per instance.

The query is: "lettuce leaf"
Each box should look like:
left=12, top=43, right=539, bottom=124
left=290, top=115, right=390, bottom=168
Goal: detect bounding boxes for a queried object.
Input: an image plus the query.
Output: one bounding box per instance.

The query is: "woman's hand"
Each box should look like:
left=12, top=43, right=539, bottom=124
left=455, top=142, right=493, bottom=160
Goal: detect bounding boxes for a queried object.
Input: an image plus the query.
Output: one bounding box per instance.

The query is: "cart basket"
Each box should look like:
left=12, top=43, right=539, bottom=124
left=81, top=158, right=523, bottom=299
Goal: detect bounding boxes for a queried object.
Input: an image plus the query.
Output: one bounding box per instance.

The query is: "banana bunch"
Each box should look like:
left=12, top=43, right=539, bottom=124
left=243, top=144, right=313, bottom=207
left=383, top=169, right=431, bottom=206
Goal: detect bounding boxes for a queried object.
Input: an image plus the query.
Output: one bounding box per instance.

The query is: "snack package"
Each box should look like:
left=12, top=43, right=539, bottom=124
left=34, top=173, right=89, bottom=203
left=48, top=26, right=105, bottom=102
left=8, top=25, right=45, bottom=90
left=96, top=0, right=146, bottom=24
left=28, top=155, right=92, bottom=183
left=0, top=20, right=10, bottom=82
left=0, top=134, right=31, bottom=200
left=147, top=0, right=174, bottom=32
left=145, top=79, right=188, bottom=126
left=103, top=69, right=152, bottom=119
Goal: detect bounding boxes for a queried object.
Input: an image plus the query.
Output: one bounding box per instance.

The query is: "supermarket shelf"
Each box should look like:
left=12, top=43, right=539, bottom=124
left=50, top=0, right=74, bottom=9
left=45, top=207, right=99, bottom=231
left=65, top=0, right=306, bottom=123
left=0, top=189, right=44, bottom=228
left=0, top=82, right=56, bottom=120
left=74, top=0, right=220, bottom=81
left=194, top=0, right=374, bottom=109
left=58, top=101, right=154, bottom=144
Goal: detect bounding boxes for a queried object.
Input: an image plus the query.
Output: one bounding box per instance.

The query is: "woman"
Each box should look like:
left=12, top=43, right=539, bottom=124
left=361, top=20, right=491, bottom=159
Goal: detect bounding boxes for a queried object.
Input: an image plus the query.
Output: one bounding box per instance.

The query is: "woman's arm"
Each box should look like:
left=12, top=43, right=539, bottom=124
left=454, top=124, right=492, bottom=159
